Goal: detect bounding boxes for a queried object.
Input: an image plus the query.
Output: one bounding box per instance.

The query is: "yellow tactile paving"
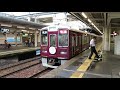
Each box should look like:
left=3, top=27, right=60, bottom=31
left=70, top=42, right=102, bottom=78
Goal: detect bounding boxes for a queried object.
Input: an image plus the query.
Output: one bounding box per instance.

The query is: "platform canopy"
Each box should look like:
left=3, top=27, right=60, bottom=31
left=0, top=12, right=52, bottom=30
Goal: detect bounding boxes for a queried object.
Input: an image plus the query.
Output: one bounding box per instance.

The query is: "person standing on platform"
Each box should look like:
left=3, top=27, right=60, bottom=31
left=4, top=40, right=11, bottom=49
left=4, top=40, right=8, bottom=49
left=88, top=36, right=100, bottom=61
left=27, top=39, right=29, bottom=47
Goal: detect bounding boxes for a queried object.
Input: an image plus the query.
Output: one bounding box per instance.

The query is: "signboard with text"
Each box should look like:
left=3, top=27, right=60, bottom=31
left=7, top=37, right=15, bottom=42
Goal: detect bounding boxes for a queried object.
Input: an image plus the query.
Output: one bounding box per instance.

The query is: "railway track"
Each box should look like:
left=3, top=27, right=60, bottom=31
left=0, top=56, right=41, bottom=70
left=0, top=56, right=53, bottom=78
left=30, top=68, right=53, bottom=78
left=0, top=57, right=41, bottom=78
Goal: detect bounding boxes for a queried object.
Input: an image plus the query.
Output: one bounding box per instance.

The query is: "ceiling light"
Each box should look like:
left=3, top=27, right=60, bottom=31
left=92, top=24, right=103, bottom=34
left=81, top=12, right=87, bottom=18
left=88, top=19, right=92, bottom=23
left=1, top=24, right=12, bottom=27
left=21, top=30, right=27, bottom=32
left=91, top=23, right=94, bottom=26
left=17, top=26, right=25, bottom=29
left=29, top=28, right=35, bottom=30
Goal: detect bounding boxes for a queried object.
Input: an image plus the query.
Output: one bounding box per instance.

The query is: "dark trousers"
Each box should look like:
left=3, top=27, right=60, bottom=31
left=89, top=46, right=99, bottom=59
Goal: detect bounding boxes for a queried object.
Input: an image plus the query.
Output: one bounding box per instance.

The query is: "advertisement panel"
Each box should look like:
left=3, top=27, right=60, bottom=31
left=7, top=37, right=15, bottom=42
left=17, top=37, right=21, bottom=42
left=36, top=50, right=40, bottom=55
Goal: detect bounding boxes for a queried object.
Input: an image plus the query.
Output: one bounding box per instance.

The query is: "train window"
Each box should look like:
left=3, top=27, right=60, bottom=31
left=72, top=36, right=74, bottom=46
left=84, top=36, right=87, bottom=44
left=50, top=34, right=56, bottom=47
left=82, top=35, right=84, bottom=44
left=82, top=34, right=88, bottom=45
left=79, top=36, right=81, bottom=45
left=41, top=30, right=48, bottom=45
left=59, top=30, right=68, bottom=46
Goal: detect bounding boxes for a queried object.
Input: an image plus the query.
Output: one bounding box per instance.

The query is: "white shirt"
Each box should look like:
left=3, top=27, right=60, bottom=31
left=90, top=39, right=95, bottom=47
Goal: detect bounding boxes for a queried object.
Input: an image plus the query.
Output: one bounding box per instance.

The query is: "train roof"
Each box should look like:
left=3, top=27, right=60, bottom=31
left=41, top=25, right=102, bottom=37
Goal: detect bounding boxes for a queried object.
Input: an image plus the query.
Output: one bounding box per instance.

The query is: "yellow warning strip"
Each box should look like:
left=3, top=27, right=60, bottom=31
left=70, top=42, right=102, bottom=78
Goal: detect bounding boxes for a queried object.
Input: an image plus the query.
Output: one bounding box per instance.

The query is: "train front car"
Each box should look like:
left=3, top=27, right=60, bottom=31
left=41, top=25, right=69, bottom=68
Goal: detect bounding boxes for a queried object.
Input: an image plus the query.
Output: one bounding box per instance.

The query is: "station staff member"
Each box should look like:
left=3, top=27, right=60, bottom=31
left=88, top=36, right=99, bottom=60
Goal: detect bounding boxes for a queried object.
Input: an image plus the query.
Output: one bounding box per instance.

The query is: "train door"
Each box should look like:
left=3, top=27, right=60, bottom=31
left=79, top=35, right=82, bottom=52
left=75, top=34, right=78, bottom=55
left=71, top=33, right=76, bottom=57
left=71, top=36, right=74, bottom=57
left=48, top=32, right=58, bottom=55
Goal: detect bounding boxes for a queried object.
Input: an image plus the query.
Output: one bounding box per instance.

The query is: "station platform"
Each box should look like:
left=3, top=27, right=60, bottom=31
left=40, top=42, right=120, bottom=78
left=0, top=46, right=40, bottom=58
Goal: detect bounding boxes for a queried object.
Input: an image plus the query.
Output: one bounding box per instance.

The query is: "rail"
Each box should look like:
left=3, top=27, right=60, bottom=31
left=0, top=57, right=41, bottom=77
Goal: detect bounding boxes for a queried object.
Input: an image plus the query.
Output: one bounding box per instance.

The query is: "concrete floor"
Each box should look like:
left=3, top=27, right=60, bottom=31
left=54, top=49, right=91, bottom=78
left=0, top=46, right=40, bottom=68
left=83, top=43, right=120, bottom=78
left=52, top=43, right=120, bottom=78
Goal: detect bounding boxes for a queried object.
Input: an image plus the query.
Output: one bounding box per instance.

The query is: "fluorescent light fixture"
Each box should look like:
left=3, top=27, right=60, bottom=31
left=70, top=12, right=103, bottom=34
left=94, top=25, right=97, bottom=28
left=88, top=19, right=92, bottom=23
left=29, top=27, right=36, bottom=30
left=95, top=26, right=103, bottom=34
left=1, top=24, right=12, bottom=27
left=81, top=12, right=87, bottom=18
left=91, top=23, right=103, bottom=34
left=17, top=26, right=25, bottom=29
left=21, top=30, right=27, bottom=32
left=91, top=23, right=94, bottom=26
left=85, top=30, right=87, bottom=33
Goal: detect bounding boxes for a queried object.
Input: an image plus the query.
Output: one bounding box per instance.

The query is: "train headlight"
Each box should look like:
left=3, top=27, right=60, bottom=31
left=49, top=47, right=56, bottom=54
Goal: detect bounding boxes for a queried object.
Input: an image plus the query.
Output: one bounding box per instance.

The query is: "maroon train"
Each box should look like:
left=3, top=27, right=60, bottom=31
left=40, top=25, right=102, bottom=68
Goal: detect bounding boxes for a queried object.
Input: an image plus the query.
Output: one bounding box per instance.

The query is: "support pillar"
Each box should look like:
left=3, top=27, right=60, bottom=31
left=103, top=27, right=111, bottom=51
left=34, top=31, right=37, bottom=47
left=15, top=33, right=17, bottom=46
left=35, top=17, right=37, bottom=23
left=37, top=32, right=40, bottom=45
left=20, top=33, right=22, bottom=44
left=103, top=13, right=111, bottom=51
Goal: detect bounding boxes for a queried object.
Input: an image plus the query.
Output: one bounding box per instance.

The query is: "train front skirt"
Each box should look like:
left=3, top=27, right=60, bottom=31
left=41, top=57, right=67, bottom=68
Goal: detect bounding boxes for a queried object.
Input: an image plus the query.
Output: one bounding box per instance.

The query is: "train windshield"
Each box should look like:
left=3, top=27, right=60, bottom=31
left=59, top=29, right=68, bottom=46
left=41, top=30, right=48, bottom=45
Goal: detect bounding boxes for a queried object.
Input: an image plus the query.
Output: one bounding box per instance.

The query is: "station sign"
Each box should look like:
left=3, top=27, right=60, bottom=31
left=41, top=30, right=47, bottom=34
left=7, top=37, right=15, bottom=42
left=36, top=50, right=40, bottom=55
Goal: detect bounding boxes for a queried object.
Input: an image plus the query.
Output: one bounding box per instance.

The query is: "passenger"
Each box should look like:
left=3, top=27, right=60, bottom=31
left=4, top=40, right=11, bottom=49
left=8, top=43, right=11, bottom=48
left=88, top=36, right=100, bottom=61
left=4, top=40, right=8, bottom=48
left=25, top=40, right=28, bottom=46
left=27, top=38, right=30, bottom=47
left=32, top=39, right=34, bottom=46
